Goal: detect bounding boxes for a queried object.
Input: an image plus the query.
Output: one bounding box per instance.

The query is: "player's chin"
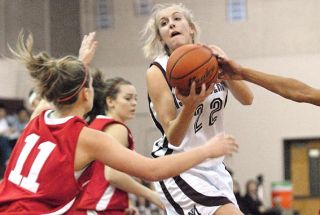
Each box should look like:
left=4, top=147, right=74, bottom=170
left=128, top=112, right=136, bottom=119
left=170, top=40, right=189, bottom=51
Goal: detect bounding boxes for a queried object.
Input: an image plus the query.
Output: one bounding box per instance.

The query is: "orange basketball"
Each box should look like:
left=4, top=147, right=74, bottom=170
left=166, top=44, right=219, bottom=96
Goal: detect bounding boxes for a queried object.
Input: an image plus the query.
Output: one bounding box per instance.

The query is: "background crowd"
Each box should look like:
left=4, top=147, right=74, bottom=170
left=0, top=103, right=30, bottom=178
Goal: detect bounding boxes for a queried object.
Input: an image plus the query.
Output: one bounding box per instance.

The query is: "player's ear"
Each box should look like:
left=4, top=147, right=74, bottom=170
left=106, top=96, right=114, bottom=109
left=82, top=87, right=90, bottom=101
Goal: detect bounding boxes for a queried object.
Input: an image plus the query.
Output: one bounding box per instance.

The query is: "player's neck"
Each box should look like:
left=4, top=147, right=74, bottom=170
left=106, top=113, right=126, bottom=124
left=51, top=106, right=85, bottom=119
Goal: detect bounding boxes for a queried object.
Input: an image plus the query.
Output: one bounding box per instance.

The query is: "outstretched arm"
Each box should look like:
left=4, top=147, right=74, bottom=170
left=77, top=127, right=238, bottom=182
left=218, top=57, right=320, bottom=106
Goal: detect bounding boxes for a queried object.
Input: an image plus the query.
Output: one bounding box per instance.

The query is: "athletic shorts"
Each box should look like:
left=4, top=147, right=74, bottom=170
left=154, top=163, right=238, bottom=215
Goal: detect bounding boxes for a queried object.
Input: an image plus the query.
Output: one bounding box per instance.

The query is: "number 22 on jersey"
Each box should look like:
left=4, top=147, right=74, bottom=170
left=8, top=133, right=56, bottom=193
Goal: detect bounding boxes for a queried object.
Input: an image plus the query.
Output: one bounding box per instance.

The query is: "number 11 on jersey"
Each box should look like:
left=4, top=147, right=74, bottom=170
left=8, top=133, right=56, bottom=193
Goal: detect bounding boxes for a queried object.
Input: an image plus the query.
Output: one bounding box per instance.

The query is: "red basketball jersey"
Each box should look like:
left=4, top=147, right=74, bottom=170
left=0, top=110, right=89, bottom=214
left=71, top=116, right=134, bottom=214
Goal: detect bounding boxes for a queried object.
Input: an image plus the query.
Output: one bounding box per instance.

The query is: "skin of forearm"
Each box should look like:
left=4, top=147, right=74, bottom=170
left=114, top=145, right=209, bottom=181
left=148, top=145, right=210, bottom=180
left=106, top=168, right=156, bottom=203
left=91, top=130, right=210, bottom=181
left=165, top=104, right=196, bottom=146
left=242, top=68, right=312, bottom=103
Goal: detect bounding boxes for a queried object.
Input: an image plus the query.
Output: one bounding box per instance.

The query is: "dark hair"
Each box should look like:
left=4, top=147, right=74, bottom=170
left=86, top=72, right=132, bottom=123
left=85, top=69, right=107, bottom=123
left=10, top=32, right=90, bottom=109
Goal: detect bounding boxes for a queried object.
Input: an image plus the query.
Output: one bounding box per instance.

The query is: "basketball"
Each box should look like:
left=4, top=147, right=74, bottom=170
left=166, top=44, right=219, bottom=96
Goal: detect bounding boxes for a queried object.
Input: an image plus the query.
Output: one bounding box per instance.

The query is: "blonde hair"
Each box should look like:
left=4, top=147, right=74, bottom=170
left=141, top=3, right=200, bottom=59
left=10, top=32, right=89, bottom=108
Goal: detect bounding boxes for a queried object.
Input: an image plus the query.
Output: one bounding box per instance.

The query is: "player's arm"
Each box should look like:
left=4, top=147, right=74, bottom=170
left=225, top=80, right=254, bottom=105
left=218, top=57, right=320, bottom=106
left=106, top=167, right=163, bottom=208
left=147, top=65, right=211, bottom=146
left=242, top=67, right=320, bottom=106
left=76, top=127, right=238, bottom=181
left=103, top=124, right=164, bottom=209
left=106, top=167, right=163, bottom=209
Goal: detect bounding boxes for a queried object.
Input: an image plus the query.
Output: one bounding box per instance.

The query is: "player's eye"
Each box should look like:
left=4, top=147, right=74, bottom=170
left=160, top=20, right=167, bottom=26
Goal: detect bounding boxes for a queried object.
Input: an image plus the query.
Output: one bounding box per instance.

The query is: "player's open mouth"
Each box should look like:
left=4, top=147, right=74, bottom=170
left=171, top=31, right=181, bottom=37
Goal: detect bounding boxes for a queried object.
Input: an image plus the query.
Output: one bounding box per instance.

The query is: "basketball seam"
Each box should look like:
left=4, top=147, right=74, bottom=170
left=171, top=54, right=215, bottom=80
left=169, top=46, right=201, bottom=81
left=206, top=67, right=219, bottom=85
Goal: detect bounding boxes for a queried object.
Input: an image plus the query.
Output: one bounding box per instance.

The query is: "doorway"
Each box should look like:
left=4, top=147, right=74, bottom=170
left=284, top=138, right=320, bottom=215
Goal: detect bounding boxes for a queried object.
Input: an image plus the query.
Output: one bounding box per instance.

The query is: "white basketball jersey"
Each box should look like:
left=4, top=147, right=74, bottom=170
left=148, top=54, right=237, bottom=215
left=149, top=54, right=228, bottom=168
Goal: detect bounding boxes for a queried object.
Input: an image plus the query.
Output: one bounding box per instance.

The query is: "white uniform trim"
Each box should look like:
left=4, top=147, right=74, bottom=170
left=44, top=110, right=74, bottom=125
left=95, top=186, right=115, bottom=211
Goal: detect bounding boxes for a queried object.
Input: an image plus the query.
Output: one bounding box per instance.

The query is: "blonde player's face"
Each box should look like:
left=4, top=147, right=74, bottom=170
left=156, top=7, right=194, bottom=53
left=109, top=84, right=137, bottom=123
